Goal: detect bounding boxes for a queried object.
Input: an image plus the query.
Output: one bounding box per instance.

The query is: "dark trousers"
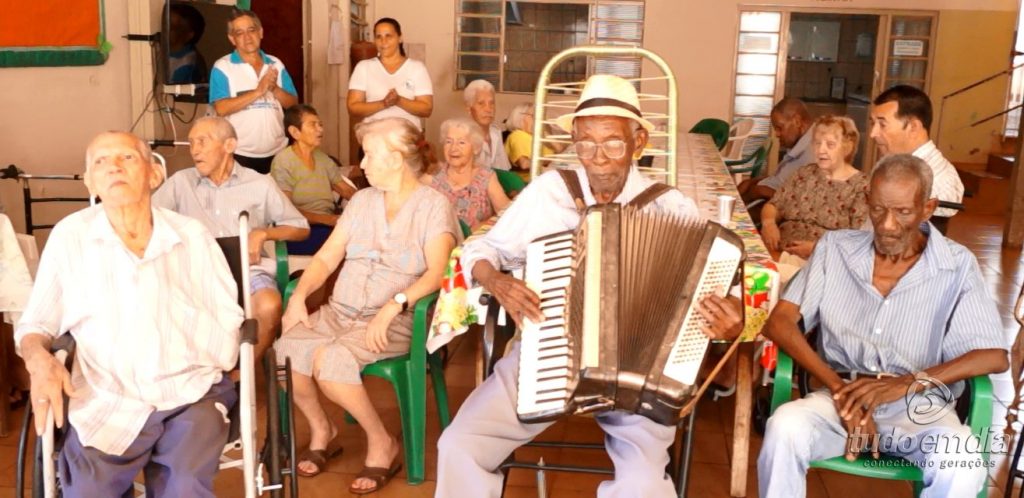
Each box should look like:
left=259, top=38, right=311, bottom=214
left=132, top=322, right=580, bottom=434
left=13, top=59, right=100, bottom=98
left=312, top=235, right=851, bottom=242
left=234, top=154, right=274, bottom=175
left=58, top=376, right=237, bottom=498
left=285, top=223, right=333, bottom=255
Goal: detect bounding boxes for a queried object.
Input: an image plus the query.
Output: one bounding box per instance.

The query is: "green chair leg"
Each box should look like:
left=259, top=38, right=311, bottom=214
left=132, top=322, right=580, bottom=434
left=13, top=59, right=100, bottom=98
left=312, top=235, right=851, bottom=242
left=351, top=291, right=445, bottom=485
left=912, top=480, right=924, bottom=497
left=389, top=360, right=428, bottom=484
left=429, top=354, right=451, bottom=428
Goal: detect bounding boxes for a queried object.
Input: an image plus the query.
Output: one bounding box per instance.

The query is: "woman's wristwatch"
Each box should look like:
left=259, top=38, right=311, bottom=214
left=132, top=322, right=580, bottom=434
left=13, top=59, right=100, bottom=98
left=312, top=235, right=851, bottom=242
left=392, top=292, right=409, bottom=312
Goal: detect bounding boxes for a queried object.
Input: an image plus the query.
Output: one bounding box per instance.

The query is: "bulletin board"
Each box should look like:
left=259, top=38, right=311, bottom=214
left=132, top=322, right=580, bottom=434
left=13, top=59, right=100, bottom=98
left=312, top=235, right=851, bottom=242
left=0, top=1, right=111, bottom=67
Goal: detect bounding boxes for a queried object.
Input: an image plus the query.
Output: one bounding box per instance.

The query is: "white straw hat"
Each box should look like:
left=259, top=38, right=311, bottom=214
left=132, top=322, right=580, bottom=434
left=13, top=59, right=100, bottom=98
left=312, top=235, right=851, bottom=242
left=554, top=74, right=654, bottom=133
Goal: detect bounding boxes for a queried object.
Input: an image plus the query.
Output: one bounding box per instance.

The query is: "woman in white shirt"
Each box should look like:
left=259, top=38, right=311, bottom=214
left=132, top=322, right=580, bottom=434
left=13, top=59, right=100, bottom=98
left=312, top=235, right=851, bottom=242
left=347, top=18, right=433, bottom=131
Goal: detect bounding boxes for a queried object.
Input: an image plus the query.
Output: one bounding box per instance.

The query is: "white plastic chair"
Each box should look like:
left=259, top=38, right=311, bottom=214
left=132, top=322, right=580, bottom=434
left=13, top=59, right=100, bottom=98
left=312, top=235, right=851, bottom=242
left=722, top=118, right=755, bottom=162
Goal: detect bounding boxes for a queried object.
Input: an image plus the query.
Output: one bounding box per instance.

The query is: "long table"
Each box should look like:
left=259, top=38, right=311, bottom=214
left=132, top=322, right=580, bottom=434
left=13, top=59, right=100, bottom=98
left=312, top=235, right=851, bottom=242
left=679, top=133, right=779, bottom=497
left=427, top=134, right=779, bottom=496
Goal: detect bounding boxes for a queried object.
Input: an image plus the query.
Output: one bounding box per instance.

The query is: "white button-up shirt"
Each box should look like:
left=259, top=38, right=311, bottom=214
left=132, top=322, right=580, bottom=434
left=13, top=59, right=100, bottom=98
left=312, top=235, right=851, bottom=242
left=462, top=165, right=700, bottom=279
left=911, top=140, right=965, bottom=218
left=16, top=205, right=243, bottom=455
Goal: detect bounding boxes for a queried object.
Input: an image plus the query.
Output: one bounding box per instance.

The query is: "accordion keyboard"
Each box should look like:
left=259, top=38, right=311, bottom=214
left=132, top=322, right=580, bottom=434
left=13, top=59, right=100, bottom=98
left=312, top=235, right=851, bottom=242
left=662, top=236, right=744, bottom=386
left=516, top=231, right=576, bottom=417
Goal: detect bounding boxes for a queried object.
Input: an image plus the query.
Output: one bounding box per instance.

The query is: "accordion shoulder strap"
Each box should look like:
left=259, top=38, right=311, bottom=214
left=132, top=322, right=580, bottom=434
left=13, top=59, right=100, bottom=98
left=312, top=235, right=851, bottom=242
left=627, top=183, right=672, bottom=210
left=557, top=169, right=588, bottom=214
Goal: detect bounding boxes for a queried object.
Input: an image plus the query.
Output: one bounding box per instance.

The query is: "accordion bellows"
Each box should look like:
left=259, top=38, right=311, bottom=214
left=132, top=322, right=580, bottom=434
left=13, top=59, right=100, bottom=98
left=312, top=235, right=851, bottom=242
left=517, top=204, right=745, bottom=425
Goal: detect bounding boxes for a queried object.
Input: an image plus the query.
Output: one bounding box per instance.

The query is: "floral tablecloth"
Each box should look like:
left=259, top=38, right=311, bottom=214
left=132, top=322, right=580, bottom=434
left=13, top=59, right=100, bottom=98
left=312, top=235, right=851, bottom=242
left=678, top=133, right=780, bottom=343
left=425, top=133, right=780, bottom=352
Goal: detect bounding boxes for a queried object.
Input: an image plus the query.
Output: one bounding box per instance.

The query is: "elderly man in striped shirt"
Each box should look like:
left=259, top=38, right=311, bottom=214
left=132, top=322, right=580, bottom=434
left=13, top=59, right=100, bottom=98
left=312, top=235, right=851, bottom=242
left=758, top=154, right=1007, bottom=498
left=16, top=131, right=244, bottom=497
left=154, top=116, right=309, bottom=364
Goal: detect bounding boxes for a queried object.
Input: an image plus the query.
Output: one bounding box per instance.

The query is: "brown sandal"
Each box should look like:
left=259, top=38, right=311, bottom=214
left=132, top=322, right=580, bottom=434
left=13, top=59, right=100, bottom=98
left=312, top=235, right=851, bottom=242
left=348, top=459, right=403, bottom=495
left=295, top=444, right=343, bottom=478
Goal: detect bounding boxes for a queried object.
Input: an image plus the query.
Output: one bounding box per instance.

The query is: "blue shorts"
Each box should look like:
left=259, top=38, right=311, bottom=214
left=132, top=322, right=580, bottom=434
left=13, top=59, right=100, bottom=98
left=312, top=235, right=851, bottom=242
left=250, top=271, right=277, bottom=294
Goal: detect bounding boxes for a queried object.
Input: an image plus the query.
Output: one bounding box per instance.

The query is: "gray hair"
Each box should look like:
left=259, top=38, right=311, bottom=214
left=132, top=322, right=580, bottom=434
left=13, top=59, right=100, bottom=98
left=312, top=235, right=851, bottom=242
left=194, top=116, right=238, bottom=141
left=871, top=153, right=934, bottom=206
left=227, top=8, right=261, bottom=35
left=355, top=117, right=424, bottom=174
left=85, top=131, right=154, bottom=173
left=439, top=118, right=485, bottom=153
left=506, top=103, right=533, bottom=133
left=463, top=79, right=495, bottom=107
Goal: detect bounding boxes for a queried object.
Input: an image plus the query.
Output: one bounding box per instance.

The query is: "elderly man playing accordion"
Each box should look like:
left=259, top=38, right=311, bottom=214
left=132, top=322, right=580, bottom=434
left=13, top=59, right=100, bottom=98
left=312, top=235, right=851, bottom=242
left=16, top=131, right=243, bottom=498
left=435, top=74, right=745, bottom=498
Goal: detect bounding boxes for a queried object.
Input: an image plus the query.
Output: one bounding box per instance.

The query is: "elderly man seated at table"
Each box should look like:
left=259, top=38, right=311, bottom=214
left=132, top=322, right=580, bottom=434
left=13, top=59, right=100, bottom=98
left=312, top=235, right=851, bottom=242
left=464, top=79, right=511, bottom=171
left=738, top=98, right=814, bottom=209
left=435, top=74, right=745, bottom=498
left=760, top=114, right=869, bottom=268
left=16, top=131, right=243, bottom=497
left=154, top=116, right=309, bottom=363
left=758, top=154, right=1008, bottom=498
left=421, top=117, right=510, bottom=232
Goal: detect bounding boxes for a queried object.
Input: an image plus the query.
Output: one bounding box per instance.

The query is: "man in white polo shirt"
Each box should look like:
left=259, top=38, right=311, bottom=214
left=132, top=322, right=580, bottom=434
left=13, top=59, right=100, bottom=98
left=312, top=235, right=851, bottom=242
left=210, top=8, right=298, bottom=175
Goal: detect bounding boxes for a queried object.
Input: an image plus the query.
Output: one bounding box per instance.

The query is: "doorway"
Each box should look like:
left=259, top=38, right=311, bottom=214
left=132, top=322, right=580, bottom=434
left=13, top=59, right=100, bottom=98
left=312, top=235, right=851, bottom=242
left=251, top=0, right=306, bottom=102
left=786, top=13, right=879, bottom=169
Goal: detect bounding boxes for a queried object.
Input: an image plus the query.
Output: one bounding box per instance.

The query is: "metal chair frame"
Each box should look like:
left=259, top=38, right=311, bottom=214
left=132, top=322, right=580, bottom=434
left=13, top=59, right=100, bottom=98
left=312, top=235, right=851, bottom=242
left=528, top=46, right=678, bottom=188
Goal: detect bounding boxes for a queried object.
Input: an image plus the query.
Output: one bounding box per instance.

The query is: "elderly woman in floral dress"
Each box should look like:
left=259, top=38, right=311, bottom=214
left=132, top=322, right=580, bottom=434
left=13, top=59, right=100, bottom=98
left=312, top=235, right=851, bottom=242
left=760, top=114, right=869, bottom=265
left=421, top=117, right=510, bottom=232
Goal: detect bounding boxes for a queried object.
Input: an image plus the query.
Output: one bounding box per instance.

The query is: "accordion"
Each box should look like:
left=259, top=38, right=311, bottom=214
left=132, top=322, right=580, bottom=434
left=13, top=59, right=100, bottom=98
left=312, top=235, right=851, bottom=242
left=516, top=204, right=745, bottom=425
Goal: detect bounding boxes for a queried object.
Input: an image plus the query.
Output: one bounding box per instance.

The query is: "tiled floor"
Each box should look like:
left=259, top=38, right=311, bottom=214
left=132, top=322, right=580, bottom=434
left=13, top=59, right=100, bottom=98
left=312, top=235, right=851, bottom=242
left=1, top=210, right=1021, bottom=497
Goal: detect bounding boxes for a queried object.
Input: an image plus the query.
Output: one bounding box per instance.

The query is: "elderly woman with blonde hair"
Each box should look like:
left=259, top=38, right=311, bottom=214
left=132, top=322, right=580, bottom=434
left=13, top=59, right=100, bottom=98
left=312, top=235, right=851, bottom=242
left=761, top=114, right=869, bottom=264
left=274, top=117, right=459, bottom=493
left=422, top=117, right=511, bottom=231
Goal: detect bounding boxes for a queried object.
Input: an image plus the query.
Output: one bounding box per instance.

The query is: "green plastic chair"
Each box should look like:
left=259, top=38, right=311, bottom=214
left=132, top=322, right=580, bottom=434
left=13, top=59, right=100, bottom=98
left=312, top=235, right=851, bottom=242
left=494, top=168, right=527, bottom=197
left=689, top=118, right=731, bottom=150
left=768, top=349, right=993, bottom=497
left=360, top=291, right=450, bottom=484
left=724, top=143, right=769, bottom=178
left=276, top=241, right=449, bottom=484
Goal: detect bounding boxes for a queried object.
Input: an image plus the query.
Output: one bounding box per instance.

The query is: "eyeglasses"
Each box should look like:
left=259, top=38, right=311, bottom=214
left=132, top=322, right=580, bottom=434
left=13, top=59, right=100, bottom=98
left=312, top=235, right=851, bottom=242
left=573, top=140, right=628, bottom=160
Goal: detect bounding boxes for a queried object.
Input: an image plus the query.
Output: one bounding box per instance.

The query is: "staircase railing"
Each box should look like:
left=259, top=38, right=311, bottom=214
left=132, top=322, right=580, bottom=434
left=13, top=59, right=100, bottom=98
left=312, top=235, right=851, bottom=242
left=935, top=61, right=1024, bottom=146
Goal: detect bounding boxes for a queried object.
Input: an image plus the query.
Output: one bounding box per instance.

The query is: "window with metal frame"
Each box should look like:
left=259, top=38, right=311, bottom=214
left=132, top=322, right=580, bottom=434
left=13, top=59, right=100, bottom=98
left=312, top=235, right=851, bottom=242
left=731, top=11, right=782, bottom=156
left=454, top=0, right=645, bottom=93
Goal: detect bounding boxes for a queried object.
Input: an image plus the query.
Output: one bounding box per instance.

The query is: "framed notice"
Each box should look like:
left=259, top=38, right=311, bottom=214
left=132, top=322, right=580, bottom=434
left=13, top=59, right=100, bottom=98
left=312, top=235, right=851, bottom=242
left=893, top=39, right=925, bottom=57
